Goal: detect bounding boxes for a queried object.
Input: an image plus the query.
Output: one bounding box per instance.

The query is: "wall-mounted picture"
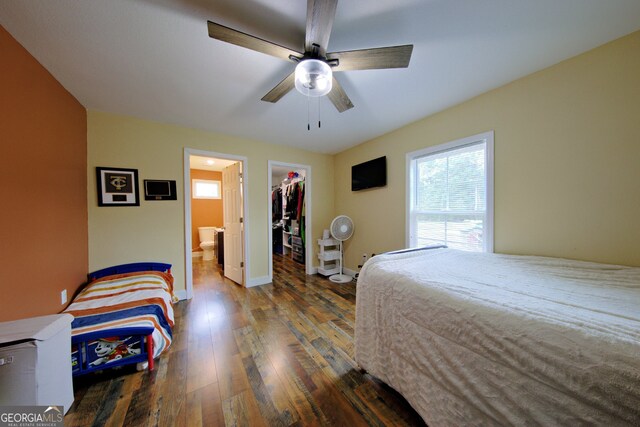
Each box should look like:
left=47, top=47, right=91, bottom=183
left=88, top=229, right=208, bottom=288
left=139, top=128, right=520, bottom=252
left=144, top=179, right=177, bottom=201
left=96, top=167, right=140, bottom=206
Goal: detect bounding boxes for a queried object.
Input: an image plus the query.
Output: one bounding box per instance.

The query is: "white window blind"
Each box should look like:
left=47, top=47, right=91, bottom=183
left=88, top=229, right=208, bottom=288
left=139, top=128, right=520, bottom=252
left=192, top=179, right=221, bottom=199
left=408, top=132, right=493, bottom=252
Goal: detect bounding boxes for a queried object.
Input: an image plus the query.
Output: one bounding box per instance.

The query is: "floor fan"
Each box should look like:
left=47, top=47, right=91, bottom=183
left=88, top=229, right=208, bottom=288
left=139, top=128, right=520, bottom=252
left=329, top=215, right=354, bottom=283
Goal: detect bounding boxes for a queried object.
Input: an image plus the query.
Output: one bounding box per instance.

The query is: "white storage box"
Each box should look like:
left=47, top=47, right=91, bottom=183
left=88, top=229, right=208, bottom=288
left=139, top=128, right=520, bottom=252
left=0, top=314, right=74, bottom=413
left=317, top=238, right=338, bottom=247
left=318, top=250, right=341, bottom=261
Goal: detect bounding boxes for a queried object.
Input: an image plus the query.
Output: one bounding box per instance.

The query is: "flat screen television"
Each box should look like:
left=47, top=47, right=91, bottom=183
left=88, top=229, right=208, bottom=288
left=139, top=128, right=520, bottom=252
left=352, top=156, right=387, bottom=191
left=144, top=179, right=177, bottom=200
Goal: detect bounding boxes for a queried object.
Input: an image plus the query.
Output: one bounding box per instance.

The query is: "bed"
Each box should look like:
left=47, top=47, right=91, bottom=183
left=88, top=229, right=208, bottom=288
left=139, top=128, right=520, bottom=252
left=64, top=262, right=177, bottom=376
left=355, top=247, right=640, bottom=425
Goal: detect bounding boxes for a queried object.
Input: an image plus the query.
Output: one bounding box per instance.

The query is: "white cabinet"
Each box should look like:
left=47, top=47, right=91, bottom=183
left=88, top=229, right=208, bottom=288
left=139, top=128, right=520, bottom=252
left=317, top=238, right=340, bottom=276
left=0, top=314, right=75, bottom=413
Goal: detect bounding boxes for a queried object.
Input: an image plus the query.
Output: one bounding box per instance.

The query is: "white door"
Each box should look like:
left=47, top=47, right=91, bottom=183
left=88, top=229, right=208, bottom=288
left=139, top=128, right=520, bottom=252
left=222, top=162, right=244, bottom=285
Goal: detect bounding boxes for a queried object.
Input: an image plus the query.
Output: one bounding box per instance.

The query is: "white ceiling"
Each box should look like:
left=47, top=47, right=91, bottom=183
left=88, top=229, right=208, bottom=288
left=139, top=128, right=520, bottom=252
left=272, top=165, right=292, bottom=178
left=190, top=155, right=237, bottom=171
left=272, top=165, right=306, bottom=181
left=2, top=1, right=640, bottom=154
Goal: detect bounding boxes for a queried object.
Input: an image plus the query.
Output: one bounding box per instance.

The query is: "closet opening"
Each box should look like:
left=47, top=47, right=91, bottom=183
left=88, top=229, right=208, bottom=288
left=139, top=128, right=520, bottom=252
left=268, top=161, right=313, bottom=280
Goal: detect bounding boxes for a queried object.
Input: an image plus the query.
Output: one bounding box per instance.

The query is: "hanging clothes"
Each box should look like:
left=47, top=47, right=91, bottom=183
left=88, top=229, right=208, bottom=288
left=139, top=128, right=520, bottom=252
left=280, top=178, right=306, bottom=244
left=300, top=204, right=305, bottom=246
left=296, top=181, right=305, bottom=223
left=275, top=176, right=307, bottom=260
left=284, top=180, right=303, bottom=218
left=272, top=188, right=282, bottom=222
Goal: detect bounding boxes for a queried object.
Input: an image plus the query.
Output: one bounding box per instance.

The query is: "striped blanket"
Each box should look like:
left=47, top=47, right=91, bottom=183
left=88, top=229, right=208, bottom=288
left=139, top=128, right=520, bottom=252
left=64, top=271, right=177, bottom=359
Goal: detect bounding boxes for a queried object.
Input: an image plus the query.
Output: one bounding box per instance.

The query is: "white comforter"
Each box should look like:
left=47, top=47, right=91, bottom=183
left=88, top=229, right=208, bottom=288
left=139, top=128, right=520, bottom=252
left=355, top=248, right=640, bottom=426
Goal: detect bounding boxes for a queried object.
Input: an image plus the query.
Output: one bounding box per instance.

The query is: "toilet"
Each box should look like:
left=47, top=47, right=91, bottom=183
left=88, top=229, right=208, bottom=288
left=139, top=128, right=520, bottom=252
left=198, top=227, right=217, bottom=261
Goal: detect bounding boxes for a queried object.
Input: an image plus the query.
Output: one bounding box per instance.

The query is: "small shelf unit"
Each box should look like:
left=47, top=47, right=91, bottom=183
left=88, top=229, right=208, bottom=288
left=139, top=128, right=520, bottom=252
left=317, top=238, right=340, bottom=276
left=283, top=230, right=292, bottom=253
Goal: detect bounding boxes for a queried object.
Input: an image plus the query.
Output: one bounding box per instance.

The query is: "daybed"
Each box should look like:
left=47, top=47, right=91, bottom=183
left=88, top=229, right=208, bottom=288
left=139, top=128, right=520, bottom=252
left=64, top=262, right=176, bottom=376
left=355, top=247, right=640, bottom=425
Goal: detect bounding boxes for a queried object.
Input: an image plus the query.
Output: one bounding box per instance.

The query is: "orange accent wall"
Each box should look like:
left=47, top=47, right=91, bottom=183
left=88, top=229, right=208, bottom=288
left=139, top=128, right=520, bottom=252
left=191, top=170, right=223, bottom=251
left=0, top=26, right=88, bottom=321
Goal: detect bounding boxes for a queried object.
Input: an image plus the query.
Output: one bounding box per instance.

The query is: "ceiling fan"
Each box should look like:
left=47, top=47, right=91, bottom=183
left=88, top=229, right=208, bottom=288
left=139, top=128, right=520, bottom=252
left=207, top=0, right=413, bottom=113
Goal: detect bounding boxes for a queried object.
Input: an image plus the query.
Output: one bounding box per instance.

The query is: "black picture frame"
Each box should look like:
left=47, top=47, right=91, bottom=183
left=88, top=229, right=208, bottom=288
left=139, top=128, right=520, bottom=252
left=143, top=180, right=177, bottom=201
left=96, top=167, right=140, bottom=207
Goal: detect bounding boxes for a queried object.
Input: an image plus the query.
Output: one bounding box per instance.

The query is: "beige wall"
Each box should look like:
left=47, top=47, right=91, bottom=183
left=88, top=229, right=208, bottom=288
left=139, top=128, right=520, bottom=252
left=87, top=111, right=335, bottom=292
left=87, top=30, right=640, bottom=287
left=190, top=169, right=223, bottom=251
left=0, top=25, right=87, bottom=321
left=335, top=30, right=640, bottom=270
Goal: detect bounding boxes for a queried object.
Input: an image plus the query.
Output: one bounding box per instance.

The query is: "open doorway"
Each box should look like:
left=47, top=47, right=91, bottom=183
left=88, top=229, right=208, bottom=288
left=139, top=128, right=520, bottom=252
left=268, top=161, right=313, bottom=281
left=184, top=149, right=248, bottom=299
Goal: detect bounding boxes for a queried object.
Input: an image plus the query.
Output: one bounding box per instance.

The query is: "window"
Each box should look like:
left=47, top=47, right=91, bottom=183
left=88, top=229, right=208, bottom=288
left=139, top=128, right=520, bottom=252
left=407, top=131, right=493, bottom=252
left=192, top=179, right=221, bottom=199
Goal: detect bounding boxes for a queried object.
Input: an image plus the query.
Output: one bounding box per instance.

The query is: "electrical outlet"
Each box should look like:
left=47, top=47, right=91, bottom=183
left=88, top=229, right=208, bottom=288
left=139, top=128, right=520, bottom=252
left=61, top=289, right=67, bottom=305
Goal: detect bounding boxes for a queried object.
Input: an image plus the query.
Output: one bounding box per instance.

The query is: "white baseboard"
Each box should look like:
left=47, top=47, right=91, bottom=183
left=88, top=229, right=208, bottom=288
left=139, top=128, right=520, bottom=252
left=175, top=290, right=188, bottom=300
left=308, top=266, right=318, bottom=275
left=246, top=275, right=271, bottom=288
left=192, top=251, right=202, bottom=258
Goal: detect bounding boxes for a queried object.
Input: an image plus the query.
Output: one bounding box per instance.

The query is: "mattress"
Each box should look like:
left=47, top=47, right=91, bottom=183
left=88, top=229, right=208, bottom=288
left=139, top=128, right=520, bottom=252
left=355, top=248, right=640, bottom=425
left=64, top=270, right=176, bottom=359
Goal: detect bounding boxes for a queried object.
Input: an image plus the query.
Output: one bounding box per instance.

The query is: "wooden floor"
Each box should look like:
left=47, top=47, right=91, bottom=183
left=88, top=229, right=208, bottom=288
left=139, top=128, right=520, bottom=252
left=65, top=255, right=426, bottom=426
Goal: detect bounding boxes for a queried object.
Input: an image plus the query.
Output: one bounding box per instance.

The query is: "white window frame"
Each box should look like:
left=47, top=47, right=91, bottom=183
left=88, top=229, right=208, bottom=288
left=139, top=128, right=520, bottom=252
left=406, top=131, right=494, bottom=252
left=192, top=179, right=221, bottom=199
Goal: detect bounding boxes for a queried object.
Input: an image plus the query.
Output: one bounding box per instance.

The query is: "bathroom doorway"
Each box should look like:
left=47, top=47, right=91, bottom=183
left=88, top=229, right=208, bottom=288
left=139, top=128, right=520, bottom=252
left=184, top=149, right=248, bottom=299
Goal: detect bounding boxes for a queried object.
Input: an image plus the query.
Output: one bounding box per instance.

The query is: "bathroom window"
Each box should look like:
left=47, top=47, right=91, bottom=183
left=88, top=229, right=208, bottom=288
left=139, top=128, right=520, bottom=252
left=193, top=179, right=221, bottom=199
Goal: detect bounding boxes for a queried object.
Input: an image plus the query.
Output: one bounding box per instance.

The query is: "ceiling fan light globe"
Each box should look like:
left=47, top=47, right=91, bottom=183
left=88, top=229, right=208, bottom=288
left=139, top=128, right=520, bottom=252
left=295, top=59, right=332, bottom=97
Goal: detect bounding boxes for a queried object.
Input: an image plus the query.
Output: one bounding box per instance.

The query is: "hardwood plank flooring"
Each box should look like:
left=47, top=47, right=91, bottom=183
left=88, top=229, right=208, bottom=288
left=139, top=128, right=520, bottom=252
left=65, top=255, right=426, bottom=426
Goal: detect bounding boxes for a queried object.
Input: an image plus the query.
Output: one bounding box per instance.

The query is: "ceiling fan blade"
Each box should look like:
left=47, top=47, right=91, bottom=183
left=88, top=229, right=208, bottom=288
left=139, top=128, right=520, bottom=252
left=207, top=21, right=302, bottom=61
left=305, top=0, right=338, bottom=56
left=327, top=45, right=413, bottom=71
left=327, top=77, right=354, bottom=113
left=261, top=71, right=296, bottom=103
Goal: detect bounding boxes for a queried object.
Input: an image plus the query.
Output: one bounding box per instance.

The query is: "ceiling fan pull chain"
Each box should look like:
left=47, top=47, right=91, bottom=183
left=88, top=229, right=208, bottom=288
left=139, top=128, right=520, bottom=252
left=318, top=97, right=321, bottom=128
left=307, top=91, right=311, bottom=131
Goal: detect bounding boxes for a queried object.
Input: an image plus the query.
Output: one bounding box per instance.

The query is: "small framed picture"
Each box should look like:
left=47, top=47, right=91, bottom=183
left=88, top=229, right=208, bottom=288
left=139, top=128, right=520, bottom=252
left=96, top=167, right=140, bottom=207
